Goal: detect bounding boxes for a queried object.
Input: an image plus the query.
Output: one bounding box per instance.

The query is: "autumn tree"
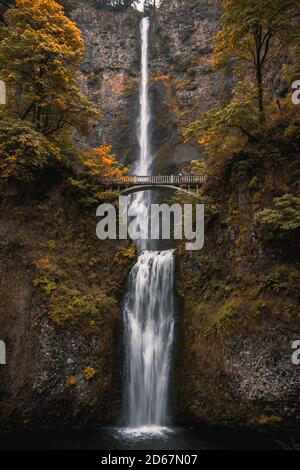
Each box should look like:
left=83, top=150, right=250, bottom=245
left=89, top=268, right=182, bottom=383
left=185, top=82, right=259, bottom=157
left=70, top=145, right=130, bottom=204
left=185, top=0, right=299, bottom=155
left=213, top=0, right=297, bottom=124
left=0, top=0, right=98, bottom=137
left=0, top=118, right=61, bottom=183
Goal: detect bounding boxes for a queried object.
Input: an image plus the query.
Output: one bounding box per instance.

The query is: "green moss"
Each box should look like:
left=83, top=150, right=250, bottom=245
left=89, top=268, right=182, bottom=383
left=260, top=265, right=300, bottom=294
left=174, top=55, right=194, bottom=73
left=212, top=304, right=239, bottom=335
left=248, top=176, right=260, bottom=190
left=47, top=240, right=57, bottom=250
left=33, top=274, right=56, bottom=296
left=49, top=284, right=116, bottom=327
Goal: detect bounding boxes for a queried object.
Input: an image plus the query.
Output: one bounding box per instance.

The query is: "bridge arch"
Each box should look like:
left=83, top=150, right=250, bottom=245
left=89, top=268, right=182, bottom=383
left=120, top=184, right=194, bottom=196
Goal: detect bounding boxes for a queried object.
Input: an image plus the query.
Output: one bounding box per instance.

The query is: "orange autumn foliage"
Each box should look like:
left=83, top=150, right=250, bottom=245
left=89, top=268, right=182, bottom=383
left=84, top=145, right=130, bottom=181
left=0, top=0, right=98, bottom=137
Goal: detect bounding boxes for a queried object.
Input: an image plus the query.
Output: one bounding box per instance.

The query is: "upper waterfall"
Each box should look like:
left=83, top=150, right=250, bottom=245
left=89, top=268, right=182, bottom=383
left=137, top=17, right=151, bottom=176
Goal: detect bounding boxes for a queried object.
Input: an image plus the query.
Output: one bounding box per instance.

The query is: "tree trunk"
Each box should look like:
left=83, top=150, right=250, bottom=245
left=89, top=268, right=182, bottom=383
left=256, top=62, right=265, bottom=125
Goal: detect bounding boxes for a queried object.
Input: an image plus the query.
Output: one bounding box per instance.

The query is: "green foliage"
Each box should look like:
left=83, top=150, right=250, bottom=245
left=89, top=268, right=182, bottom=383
left=168, top=192, right=219, bottom=224
left=0, top=0, right=13, bottom=22
left=212, top=305, right=238, bottom=335
left=47, top=240, right=57, bottom=250
left=113, top=245, right=136, bottom=266
left=0, top=118, right=61, bottom=183
left=184, top=82, right=259, bottom=156
left=50, top=284, right=116, bottom=326
left=33, top=274, right=57, bottom=295
left=260, top=265, right=300, bottom=293
left=190, top=160, right=208, bottom=176
left=214, top=0, right=298, bottom=123
left=256, top=194, right=300, bottom=231
left=181, top=254, right=223, bottom=296
left=248, top=176, right=260, bottom=191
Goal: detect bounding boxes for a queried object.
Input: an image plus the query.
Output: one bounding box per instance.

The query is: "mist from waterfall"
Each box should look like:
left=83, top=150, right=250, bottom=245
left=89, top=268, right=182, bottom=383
left=122, top=17, right=176, bottom=435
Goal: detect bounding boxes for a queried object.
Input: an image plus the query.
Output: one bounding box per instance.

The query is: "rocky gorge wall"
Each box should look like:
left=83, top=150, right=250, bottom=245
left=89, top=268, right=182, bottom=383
left=0, top=0, right=299, bottom=434
left=0, top=183, right=135, bottom=431
left=175, top=141, right=300, bottom=431
left=72, top=0, right=224, bottom=171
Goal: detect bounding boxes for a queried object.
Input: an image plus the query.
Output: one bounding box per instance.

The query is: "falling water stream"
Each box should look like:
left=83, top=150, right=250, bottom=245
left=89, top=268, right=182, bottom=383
left=122, top=17, right=176, bottom=435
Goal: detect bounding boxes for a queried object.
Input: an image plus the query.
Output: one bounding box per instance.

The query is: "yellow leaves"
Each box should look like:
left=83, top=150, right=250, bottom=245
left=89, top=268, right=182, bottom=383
left=67, top=376, right=79, bottom=386
left=68, top=145, right=130, bottom=205
left=153, top=74, right=171, bottom=83
left=198, top=135, right=209, bottom=146
left=83, top=145, right=130, bottom=180
left=12, top=0, right=83, bottom=53
left=83, top=367, right=97, bottom=381
left=0, top=0, right=98, bottom=138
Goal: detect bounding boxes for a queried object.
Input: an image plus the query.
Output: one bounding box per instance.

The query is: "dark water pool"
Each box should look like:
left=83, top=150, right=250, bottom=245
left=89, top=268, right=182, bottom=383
left=0, top=426, right=279, bottom=450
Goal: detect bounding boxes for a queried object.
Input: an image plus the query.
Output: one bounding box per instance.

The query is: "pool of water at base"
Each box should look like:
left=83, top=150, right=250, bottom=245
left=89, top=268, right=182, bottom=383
left=0, top=426, right=280, bottom=450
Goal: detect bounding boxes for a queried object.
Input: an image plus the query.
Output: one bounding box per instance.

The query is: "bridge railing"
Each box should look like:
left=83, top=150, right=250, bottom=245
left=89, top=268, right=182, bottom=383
left=101, top=175, right=206, bottom=186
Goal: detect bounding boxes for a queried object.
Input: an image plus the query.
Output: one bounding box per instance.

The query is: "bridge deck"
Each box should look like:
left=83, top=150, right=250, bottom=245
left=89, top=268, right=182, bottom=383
left=101, top=175, right=206, bottom=187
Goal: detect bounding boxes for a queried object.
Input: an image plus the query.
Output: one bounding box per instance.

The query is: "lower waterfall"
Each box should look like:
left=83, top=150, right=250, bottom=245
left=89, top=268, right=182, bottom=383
left=123, top=250, right=175, bottom=431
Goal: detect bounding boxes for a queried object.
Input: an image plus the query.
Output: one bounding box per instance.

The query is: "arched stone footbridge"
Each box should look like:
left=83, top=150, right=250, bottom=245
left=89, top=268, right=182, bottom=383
left=101, top=175, right=206, bottom=196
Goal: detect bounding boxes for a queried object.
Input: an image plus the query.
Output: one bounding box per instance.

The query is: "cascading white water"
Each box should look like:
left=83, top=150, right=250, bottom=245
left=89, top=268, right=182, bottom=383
left=123, top=17, right=176, bottom=434
left=129, top=17, right=152, bottom=248
left=137, top=16, right=151, bottom=176
left=124, top=251, right=175, bottom=429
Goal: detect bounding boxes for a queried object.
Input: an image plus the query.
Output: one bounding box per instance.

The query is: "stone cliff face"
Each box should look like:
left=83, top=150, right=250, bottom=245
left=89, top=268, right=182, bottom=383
left=0, top=184, right=134, bottom=431
left=71, top=2, right=144, bottom=166
left=150, top=0, right=223, bottom=170
left=175, top=141, right=300, bottom=431
left=71, top=0, right=299, bottom=433
left=72, top=0, right=224, bottom=171
left=71, top=2, right=141, bottom=164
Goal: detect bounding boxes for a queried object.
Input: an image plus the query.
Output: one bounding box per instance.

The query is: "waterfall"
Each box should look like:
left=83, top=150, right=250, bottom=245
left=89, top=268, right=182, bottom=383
left=124, top=251, right=175, bottom=429
left=122, top=17, right=176, bottom=433
left=137, top=16, right=151, bottom=177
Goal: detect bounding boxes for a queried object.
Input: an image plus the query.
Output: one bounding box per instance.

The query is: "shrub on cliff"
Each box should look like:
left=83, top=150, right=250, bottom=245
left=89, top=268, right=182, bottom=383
left=256, top=194, right=300, bottom=232
left=0, top=119, right=61, bottom=183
